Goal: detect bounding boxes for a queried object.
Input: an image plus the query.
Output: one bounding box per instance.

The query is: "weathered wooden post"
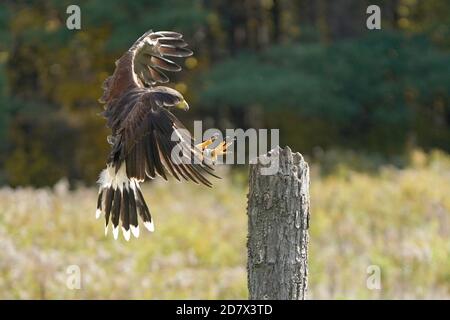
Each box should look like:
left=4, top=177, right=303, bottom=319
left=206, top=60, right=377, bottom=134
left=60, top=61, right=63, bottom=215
left=247, top=146, right=310, bottom=300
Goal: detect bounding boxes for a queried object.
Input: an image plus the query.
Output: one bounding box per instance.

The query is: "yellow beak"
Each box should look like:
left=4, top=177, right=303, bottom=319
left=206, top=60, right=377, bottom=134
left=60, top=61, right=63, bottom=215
left=175, top=100, right=189, bottom=111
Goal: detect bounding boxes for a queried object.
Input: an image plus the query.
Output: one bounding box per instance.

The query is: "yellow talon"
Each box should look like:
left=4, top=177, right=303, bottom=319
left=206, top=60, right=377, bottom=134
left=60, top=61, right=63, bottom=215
left=195, top=135, right=234, bottom=164
left=207, top=137, right=234, bottom=163
left=195, top=133, right=219, bottom=151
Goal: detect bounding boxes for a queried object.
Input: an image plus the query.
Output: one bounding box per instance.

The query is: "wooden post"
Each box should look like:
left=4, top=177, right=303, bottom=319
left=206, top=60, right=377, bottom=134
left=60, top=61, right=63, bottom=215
left=247, top=146, right=310, bottom=300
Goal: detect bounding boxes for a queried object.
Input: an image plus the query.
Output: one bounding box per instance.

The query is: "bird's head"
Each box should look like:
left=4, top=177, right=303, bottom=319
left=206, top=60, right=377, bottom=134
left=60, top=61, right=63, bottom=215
left=152, top=86, right=189, bottom=111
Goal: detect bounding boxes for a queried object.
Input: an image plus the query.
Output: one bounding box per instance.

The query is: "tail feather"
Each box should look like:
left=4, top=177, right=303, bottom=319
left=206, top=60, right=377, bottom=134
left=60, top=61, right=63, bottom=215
left=112, top=188, right=121, bottom=239
left=134, top=182, right=154, bottom=232
left=103, top=187, right=114, bottom=235
left=97, top=163, right=153, bottom=240
left=128, top=187, right=139, bottom=237
left=96, top=189, right=103, bottom=219
left=121, top=188, right=130, bottom=241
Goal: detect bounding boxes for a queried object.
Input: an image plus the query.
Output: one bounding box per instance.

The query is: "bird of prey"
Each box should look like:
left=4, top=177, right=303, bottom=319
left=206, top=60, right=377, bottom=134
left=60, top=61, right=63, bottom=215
left=96, top=30, right=231, bottom=240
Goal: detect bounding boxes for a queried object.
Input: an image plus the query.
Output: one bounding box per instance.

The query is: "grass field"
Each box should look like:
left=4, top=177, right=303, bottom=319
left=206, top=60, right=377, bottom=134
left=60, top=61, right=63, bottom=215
left=0, top=150, right=449, bottom=299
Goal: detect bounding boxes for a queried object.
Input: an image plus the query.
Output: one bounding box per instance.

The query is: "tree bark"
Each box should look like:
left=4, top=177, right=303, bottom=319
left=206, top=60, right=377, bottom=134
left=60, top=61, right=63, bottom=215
left=247, top=146, right=310, bottom=300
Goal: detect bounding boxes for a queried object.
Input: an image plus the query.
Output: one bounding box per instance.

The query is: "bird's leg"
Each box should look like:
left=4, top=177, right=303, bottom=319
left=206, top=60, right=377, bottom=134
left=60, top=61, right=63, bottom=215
left=195, top=133, right=218, bottom=151
left=206, top=136, right=234, bottom=164
left=194, top=134, right=233, bottom=165
left=193, top=133, right=218, bottom=163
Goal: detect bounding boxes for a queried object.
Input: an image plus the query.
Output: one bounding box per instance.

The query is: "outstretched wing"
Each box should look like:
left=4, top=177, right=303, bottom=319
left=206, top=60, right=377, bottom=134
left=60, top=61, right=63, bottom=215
left=100, top=30, right=193, bottom=105
left=111, top=90, right=218, bottom=186
left=100, top=30, right=217, bottom=187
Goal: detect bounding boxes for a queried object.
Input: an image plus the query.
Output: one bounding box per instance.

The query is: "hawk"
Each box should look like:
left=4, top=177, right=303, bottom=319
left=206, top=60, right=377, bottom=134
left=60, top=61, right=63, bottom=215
left=96, top=30, right=230, bottom=240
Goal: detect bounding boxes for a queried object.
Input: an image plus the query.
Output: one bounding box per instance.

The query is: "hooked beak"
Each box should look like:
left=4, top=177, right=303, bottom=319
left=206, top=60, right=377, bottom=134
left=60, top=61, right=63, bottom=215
left=175, top=99, right=189, bottom=111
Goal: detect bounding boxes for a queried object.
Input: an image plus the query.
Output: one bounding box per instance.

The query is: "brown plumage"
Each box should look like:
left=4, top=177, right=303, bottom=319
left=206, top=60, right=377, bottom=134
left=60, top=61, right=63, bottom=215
left=95, top=30, right=218, bottom=241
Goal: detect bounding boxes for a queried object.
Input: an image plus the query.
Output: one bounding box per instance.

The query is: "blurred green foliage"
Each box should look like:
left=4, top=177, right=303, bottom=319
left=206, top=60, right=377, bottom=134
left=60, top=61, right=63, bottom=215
left=0, top=0, right=449, bottom=186
left=201, top=33, right=450, bottom=153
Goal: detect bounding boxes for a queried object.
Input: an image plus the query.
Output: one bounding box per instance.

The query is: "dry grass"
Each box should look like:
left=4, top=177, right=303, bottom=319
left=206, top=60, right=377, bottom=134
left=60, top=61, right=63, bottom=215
left=0, top=150, right=449, bottom=299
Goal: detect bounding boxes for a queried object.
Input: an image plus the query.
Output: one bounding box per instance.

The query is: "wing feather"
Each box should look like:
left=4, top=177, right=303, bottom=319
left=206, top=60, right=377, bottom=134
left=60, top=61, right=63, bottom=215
left=116, top=92, right=216, bottom=186
left=101, top=30, right=192, bottom=104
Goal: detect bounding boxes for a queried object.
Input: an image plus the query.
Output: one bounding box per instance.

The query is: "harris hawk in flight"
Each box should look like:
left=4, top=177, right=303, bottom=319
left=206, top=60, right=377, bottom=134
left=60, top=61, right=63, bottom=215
left=96, top=30, right=231, bottom=240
